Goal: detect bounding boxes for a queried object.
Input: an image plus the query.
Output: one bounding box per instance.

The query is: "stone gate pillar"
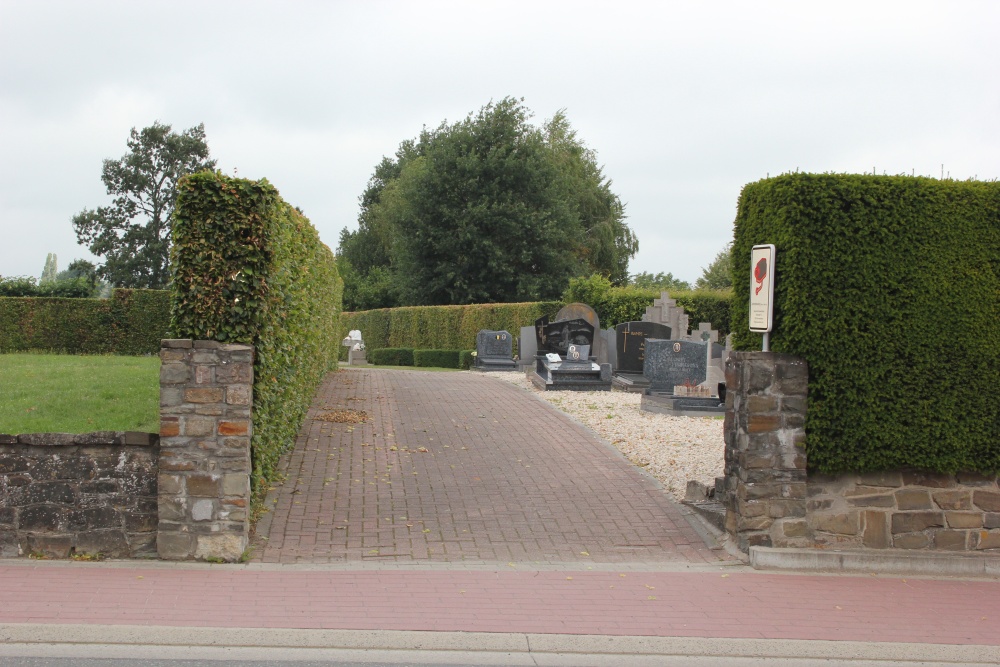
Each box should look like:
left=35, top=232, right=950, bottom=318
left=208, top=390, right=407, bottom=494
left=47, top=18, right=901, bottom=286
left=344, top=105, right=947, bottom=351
left=157, top=340, right=253, bottom=561
left=721, top=351, right=809, bottom=552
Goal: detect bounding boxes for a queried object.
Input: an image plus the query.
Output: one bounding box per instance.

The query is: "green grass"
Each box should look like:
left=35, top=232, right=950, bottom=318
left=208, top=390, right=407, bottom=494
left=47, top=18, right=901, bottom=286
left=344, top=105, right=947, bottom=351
left=0, top=353, right=160, bottom=434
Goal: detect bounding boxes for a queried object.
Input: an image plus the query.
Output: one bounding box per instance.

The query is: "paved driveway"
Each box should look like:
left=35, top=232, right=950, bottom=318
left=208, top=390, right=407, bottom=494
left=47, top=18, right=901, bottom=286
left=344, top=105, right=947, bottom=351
left=252, top=368, right=726, bottom=565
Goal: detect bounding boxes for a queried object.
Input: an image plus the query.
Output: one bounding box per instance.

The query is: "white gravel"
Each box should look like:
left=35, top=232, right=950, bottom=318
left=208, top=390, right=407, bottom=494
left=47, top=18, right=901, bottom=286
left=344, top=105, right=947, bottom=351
left=489, top=371, right=725, bottom=500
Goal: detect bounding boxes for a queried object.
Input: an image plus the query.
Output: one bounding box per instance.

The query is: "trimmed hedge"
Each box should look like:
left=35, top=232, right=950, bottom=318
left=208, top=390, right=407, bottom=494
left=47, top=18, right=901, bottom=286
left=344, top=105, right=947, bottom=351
left=563, top=274, right=733, bottom=334
left=172, top=171, right=343, bottom=496
left=369, top=348, right=414, bottom=366
left=731, top=174, right=1000, bottom=474
left=0, top=289, right=170, bottom=355
left=340, top=301, right=562, bottom=357
left=459, top=350, right=475, bottom=369
left=414, top=349, right=461, bottom=368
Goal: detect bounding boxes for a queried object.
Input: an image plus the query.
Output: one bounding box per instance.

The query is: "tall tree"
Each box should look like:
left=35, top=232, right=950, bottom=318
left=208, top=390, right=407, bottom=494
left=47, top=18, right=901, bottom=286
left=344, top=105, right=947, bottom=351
left=631, top=271, right=691, bottom=291
left=338, top=98, right=638, bottom=308
left=695, top=243, right=733, bottom=290
left=40, top=253, right=58, bottom=284
left=72, top=122, right=216, bottom=289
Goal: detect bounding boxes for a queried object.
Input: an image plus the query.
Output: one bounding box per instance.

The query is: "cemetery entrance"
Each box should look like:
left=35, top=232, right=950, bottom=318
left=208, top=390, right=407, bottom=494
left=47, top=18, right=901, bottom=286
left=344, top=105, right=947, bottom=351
left=251, top=368, right=724, bottom=564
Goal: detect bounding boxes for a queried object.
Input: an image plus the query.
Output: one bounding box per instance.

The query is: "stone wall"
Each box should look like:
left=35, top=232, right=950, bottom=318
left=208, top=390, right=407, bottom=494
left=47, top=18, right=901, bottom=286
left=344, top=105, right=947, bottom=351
left=158, top=339, right=253, bottom=561
left=723, top=351, right=1000, bottom=554
left=721, top=351, right=809, bottom=552
left=807, top=471, right=1000, bottom=551
left=0, top=432, right=158, bottom=558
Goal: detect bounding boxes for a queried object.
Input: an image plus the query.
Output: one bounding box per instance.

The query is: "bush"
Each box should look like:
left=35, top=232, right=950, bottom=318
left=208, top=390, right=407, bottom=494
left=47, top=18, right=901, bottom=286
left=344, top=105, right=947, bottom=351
left=0, top=289, right=170, bottom=354
left=369, top=348, right=414, bottom=366
left=172, top=171, right=343, bottom=496
left=413, top=349, right=461, bottom=368
left=459, top=350, right=475, bottom=369
left=0, top=276, right=95, bottom=298
left=563, top=273, right=732, bottom=334
left=731, top=174, right=1000, bottom=474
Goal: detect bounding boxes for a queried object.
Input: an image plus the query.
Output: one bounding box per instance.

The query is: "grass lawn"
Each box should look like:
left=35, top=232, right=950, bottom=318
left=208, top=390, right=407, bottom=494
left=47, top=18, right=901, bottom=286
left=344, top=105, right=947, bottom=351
left=0, top=353, right=160, bottom=434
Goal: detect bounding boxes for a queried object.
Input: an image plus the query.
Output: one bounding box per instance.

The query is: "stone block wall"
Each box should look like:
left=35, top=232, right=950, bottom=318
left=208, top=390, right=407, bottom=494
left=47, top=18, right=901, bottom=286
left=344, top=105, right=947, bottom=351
left=721, top=351, right=809, bottom=552
left=723, top=351, right=1000, bottom=554
left=0, top=432, right=158, bottom=558
left=158, top=339, right=253, bottom=561
left=807, top=471, right=1000, bottom=551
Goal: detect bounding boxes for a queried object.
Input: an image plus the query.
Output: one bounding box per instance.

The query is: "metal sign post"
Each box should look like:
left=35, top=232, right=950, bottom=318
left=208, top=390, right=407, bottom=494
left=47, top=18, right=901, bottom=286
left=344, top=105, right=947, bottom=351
left=749, top=244, right=776, bottom=351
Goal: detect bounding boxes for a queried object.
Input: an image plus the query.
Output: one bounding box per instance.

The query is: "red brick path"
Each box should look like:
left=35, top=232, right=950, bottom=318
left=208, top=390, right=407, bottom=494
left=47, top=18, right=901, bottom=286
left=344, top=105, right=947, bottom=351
left=1, top=564, right=998, bottom=644
left=252, top=369, right=724, bottom=565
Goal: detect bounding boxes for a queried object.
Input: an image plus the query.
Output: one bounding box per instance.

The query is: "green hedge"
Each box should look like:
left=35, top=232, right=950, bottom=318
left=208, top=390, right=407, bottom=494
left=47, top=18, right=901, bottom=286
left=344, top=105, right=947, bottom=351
left=172, top=171, right=343, bottom=496
left=563, top=274, right=732, bottom=334
left=731, top=174, right=1000, bottom=474
left=0, top=289, right=170, bottom=355
left=459, top=350, right=475, bottom=369
left=414, top=349, right=461, bottom=368
left=341, top=301, right=562, bottom=357
left=369, top=348, right=414, bottom=366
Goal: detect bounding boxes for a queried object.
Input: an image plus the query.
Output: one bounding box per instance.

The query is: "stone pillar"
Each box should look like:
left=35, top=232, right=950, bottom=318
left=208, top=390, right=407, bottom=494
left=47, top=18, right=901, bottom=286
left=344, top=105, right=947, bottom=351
left=722, top=351, right=809, bottom=552
left=158, top=340, right=253, bottom=561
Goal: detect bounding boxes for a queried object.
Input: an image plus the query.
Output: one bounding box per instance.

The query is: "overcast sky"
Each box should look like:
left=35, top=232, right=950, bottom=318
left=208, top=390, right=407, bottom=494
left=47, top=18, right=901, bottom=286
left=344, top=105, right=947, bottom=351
left=1, top=0, right=997, bottom=285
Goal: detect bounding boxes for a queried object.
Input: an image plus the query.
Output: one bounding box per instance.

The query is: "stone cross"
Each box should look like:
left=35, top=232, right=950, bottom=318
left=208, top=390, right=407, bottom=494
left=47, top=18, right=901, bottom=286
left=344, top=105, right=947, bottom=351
left=642, top=292, right=690, bottom=340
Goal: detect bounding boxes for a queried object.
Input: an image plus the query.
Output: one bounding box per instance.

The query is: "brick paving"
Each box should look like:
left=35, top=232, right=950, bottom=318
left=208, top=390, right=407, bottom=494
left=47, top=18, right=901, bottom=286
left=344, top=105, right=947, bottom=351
left=1, top=563, right=999, bottom=644
left=252, top=368, right=725, bottom=565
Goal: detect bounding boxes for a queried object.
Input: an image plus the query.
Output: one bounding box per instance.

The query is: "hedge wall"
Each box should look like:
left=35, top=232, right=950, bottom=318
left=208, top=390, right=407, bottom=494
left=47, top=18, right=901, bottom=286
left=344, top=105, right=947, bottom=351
left=0, top=289, right=170, bottom=355
left=562, top=274, right=733, bottom=334
left=731, top=174, right=1000, bottom=474
left=341, top=301, right=562, bottom=357
left=172, top=172, right=343, bottom=495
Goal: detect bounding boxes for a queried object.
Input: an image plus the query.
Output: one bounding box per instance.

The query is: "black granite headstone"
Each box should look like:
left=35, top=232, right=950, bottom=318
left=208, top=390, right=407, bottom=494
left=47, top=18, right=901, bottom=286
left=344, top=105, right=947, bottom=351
left=615, top=321, right=672, bottom=374
left=535, top=317, right=595, bottom=357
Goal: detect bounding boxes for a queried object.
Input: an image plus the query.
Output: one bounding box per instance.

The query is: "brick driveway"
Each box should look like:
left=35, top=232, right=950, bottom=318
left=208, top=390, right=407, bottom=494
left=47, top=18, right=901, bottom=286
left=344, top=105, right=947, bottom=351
left=252, top=368, right=727, bottom=565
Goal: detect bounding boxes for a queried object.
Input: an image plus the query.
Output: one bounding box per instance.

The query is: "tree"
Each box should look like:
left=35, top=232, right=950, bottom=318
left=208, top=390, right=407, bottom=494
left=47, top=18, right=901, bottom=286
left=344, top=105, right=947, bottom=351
left=40, top=253, right=58, bottom=284
left=695, top=243, right=733, bottom=290
left=337, top=98, right=638, bottom=308
left=72, top=122, right=216, bottom=289
left=56, top=259, right=106, bottom=297
left=630, top=271, right=691, bottom=291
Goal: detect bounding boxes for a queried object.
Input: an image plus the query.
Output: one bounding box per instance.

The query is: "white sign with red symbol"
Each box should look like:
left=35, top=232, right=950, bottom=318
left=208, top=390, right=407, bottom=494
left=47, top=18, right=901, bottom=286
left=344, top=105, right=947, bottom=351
left=749, top=244, right=775, bottom=333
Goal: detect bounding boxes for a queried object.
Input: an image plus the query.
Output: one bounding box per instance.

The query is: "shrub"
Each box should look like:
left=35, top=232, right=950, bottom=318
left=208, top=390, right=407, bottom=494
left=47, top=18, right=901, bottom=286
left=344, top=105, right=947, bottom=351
left=563, top=273, right=732, bottom=334
left=172, top=171, right=343, bottom=495
left=0, top=276, right=94, bottom=298
left=369, top=348, right=414, bottom=366
left=413, top=349, right=461, bottom=368
left=0, top=289, right=170, bottom=355
left=731, top=174, right=1000, bottom=474
left=459, top=350, right=475, bottom=369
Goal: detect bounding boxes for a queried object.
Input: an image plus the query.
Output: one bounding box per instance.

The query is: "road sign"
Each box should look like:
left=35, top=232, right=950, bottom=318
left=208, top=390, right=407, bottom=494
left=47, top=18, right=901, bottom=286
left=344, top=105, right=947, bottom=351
left=749, top=244, right=775, bottom=333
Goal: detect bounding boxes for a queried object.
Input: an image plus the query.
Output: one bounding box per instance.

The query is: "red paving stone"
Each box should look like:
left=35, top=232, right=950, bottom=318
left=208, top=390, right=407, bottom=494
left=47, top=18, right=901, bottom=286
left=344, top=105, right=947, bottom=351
left=252, top=368, right=725, bottom=565
left=1, top=564, right=998, bottom=645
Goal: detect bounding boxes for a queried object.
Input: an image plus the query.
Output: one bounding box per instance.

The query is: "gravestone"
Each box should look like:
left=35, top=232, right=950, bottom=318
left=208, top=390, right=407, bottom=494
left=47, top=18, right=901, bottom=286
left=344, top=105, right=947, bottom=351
left=534, top=316, right=595, bottom=357
left=615, top=321, right=672, bottom=374
left=475, top=330, right=516, bottom=371
left=341, top=329, right=367, bottom=365
left=530, top=314, right=610, bottom=391
left=517, top=325, right=537, bottom=368
left=642, top=292, right=690, bottom=340
left=555, top=302, right=610, bottom=365
left=600, top=328, right=618, bottom=371
left=643, top=339, right=722, bottom=393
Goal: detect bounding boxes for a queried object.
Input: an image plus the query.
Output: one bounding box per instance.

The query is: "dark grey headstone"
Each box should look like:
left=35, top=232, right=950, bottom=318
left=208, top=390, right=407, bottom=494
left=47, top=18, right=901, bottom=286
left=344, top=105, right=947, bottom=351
left=477, top=330, right=514, bottom=360
left=615, top=322, right=672, bottom=374
left=536, top=318, right=595, bottom=357
left=643, top=339, right=708, bottom=392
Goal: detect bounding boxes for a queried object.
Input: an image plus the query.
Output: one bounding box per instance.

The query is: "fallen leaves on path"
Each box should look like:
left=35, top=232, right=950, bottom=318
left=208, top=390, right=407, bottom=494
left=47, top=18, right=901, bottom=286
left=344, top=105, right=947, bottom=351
left=316, top=409, right=368, bottom=423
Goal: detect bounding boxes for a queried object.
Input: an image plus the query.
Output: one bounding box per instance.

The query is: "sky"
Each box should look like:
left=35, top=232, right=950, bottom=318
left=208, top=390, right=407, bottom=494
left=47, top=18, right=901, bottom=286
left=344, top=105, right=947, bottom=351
left=1, top=1, right=997, bottom=285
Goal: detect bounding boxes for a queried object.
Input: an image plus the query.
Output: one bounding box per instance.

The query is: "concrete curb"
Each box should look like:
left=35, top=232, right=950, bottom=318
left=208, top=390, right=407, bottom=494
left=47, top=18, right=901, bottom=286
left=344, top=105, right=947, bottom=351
left=751, top=546, right=1000, bottom=577
left=1, top=624, right=999, bottom=664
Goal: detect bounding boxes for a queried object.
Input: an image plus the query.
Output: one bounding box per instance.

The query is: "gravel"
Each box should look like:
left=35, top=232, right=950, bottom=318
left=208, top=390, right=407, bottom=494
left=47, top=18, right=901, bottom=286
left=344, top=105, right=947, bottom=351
left=488, top=371, right=725, bottom=500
